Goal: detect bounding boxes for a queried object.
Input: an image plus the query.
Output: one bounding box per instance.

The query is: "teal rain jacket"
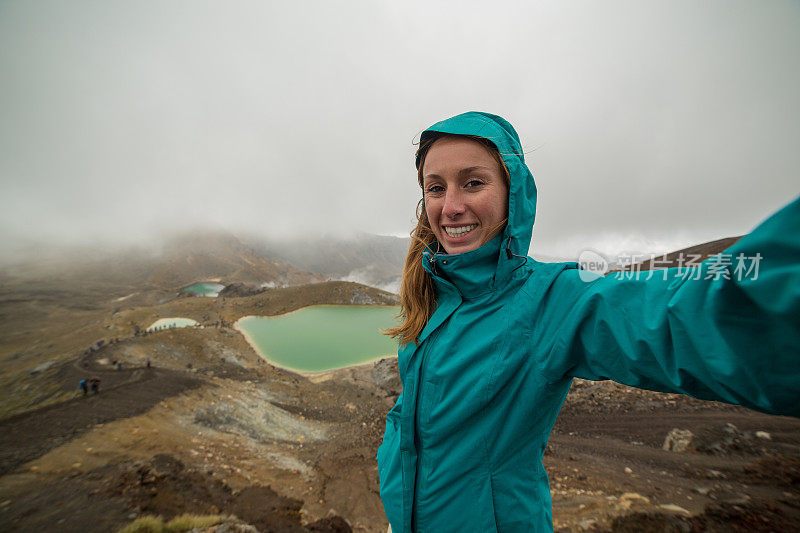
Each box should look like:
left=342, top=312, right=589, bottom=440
left=377, top=111, right=800, bottom=532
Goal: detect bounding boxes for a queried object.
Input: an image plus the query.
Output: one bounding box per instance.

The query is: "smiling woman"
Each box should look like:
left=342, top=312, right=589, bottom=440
left=378, top=111, right=800, bottom=533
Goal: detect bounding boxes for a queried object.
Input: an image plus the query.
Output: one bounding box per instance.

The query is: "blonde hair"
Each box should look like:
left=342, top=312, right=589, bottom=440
left=384, top=133, right=510, bottom=345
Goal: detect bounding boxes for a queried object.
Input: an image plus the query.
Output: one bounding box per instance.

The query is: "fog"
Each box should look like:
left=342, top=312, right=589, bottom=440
left=1, top=0, right=798, bottom=262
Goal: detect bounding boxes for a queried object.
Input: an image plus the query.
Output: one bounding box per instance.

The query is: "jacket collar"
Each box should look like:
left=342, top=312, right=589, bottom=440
left=422, top=234, right=506, bottom=300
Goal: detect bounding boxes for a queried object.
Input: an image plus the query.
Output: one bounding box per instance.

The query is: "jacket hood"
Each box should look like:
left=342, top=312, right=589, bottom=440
left=417, top=111, right=537, bottom=290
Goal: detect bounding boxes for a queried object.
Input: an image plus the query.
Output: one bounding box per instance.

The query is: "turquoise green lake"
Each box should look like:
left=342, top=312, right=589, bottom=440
left=236, top=305, right=400, bottom=372
left=147, top=317, right=199, bottom=331
left=182, top=282, right=225, bottom=297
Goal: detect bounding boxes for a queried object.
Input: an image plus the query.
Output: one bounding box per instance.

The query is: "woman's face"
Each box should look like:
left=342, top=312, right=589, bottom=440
left=422, top=136, right=509, bottom=255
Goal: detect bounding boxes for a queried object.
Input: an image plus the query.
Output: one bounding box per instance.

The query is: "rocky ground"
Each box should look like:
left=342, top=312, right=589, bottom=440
left=0, top=278, right=798, bottom=532
left=548, top=379, right=800, bottom=531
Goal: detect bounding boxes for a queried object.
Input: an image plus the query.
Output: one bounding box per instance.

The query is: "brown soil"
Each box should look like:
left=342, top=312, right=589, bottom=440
left=0, top=364, right=200, bottom=476
left=544, top=380, right=800, bottom=531
left=105, top=454, right=351, bottom=532
left=0, top=452, right=351, bottom=533
left=608, top=498, right=800, bottom=532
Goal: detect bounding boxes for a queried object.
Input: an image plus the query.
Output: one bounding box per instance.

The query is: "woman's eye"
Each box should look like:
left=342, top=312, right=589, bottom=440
left=465, top=179, right=484, bottom=188
left=426, top=185, right=445, bottom=194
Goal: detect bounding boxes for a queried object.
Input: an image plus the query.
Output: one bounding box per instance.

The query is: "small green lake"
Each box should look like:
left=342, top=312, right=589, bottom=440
left=147, top=317, right=199, bottom=331
left=182, top=282, right=225, bottom=297
left=236, top=305, right=400, bottom=372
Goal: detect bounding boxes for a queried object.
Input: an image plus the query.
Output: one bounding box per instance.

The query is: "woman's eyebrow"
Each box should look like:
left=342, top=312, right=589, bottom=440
left=457, top=166, right=493, bottom=176
left=423, top=166, right=494, bottom=181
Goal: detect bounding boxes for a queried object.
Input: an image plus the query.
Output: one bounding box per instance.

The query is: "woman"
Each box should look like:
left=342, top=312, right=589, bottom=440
left=377, top=111, right=800, bottom=532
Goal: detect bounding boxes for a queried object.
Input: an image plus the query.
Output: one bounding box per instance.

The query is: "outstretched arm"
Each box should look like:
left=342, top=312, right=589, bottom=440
left=535, top=195, right=800, bottom=417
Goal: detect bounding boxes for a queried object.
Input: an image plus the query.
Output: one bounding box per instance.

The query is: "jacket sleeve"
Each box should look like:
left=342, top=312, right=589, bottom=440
left=535, top=195, right=800, bottom=417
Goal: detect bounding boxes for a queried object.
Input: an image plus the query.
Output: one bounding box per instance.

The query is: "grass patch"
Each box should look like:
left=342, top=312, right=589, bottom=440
left=166, top=514, right=229, bottom=530
left=118, top=515, right=164, bottom=533
left=117, top=513, right=229, bottom=533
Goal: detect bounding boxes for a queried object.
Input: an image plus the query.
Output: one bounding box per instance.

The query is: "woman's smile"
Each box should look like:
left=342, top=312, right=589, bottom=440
left=443, top=223, right=477, bottom=238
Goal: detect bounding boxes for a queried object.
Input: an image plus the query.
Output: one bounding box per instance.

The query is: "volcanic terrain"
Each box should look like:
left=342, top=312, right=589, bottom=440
left=1, top=234, right=798, bottom=532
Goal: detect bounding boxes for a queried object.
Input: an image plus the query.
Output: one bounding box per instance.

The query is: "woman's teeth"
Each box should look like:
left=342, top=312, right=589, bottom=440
left=444, top=224, right=477, bottom=237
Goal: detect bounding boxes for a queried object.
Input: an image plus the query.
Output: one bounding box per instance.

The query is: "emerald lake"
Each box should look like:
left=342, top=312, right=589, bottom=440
left=236, top=305, right=400, bottom=372
left=182, top=282, right=225, bottom=297
left=147, top=317, right=199, bottom=331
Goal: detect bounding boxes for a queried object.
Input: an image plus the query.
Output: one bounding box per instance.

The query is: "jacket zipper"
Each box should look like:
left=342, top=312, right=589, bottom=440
left=410, top=324, right=443, bottom=532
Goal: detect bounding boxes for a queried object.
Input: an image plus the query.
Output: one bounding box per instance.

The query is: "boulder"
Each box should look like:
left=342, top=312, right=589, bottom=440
left=663, top=428, right=695, bottom=452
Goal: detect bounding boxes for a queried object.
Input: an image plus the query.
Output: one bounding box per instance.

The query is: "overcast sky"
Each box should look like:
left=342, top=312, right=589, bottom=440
left=1, top=0, right=798, bottom=261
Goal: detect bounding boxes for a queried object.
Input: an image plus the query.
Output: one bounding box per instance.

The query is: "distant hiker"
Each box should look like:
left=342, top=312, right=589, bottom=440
left=146, top=359, right=151, bottom=369
left=89, top=377, right=100, bottom=395
left=117, top=362, right=122, bottom=371
left=79, top=379, right=88, bottom=396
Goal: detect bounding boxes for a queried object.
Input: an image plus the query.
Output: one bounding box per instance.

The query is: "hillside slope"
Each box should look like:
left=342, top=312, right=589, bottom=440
left=243, top=233, right=409, bottom=290
left=148, top=231, right=326, bottom=288
left=0, top=231, right=327, bottom=310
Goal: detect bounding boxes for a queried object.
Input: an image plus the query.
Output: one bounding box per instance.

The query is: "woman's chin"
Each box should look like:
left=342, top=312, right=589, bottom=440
left=441, top=236, right=481, bottom=255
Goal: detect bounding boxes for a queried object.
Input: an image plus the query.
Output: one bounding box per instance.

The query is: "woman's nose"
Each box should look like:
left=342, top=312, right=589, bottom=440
left=442, top=189, right=465, bottom=218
